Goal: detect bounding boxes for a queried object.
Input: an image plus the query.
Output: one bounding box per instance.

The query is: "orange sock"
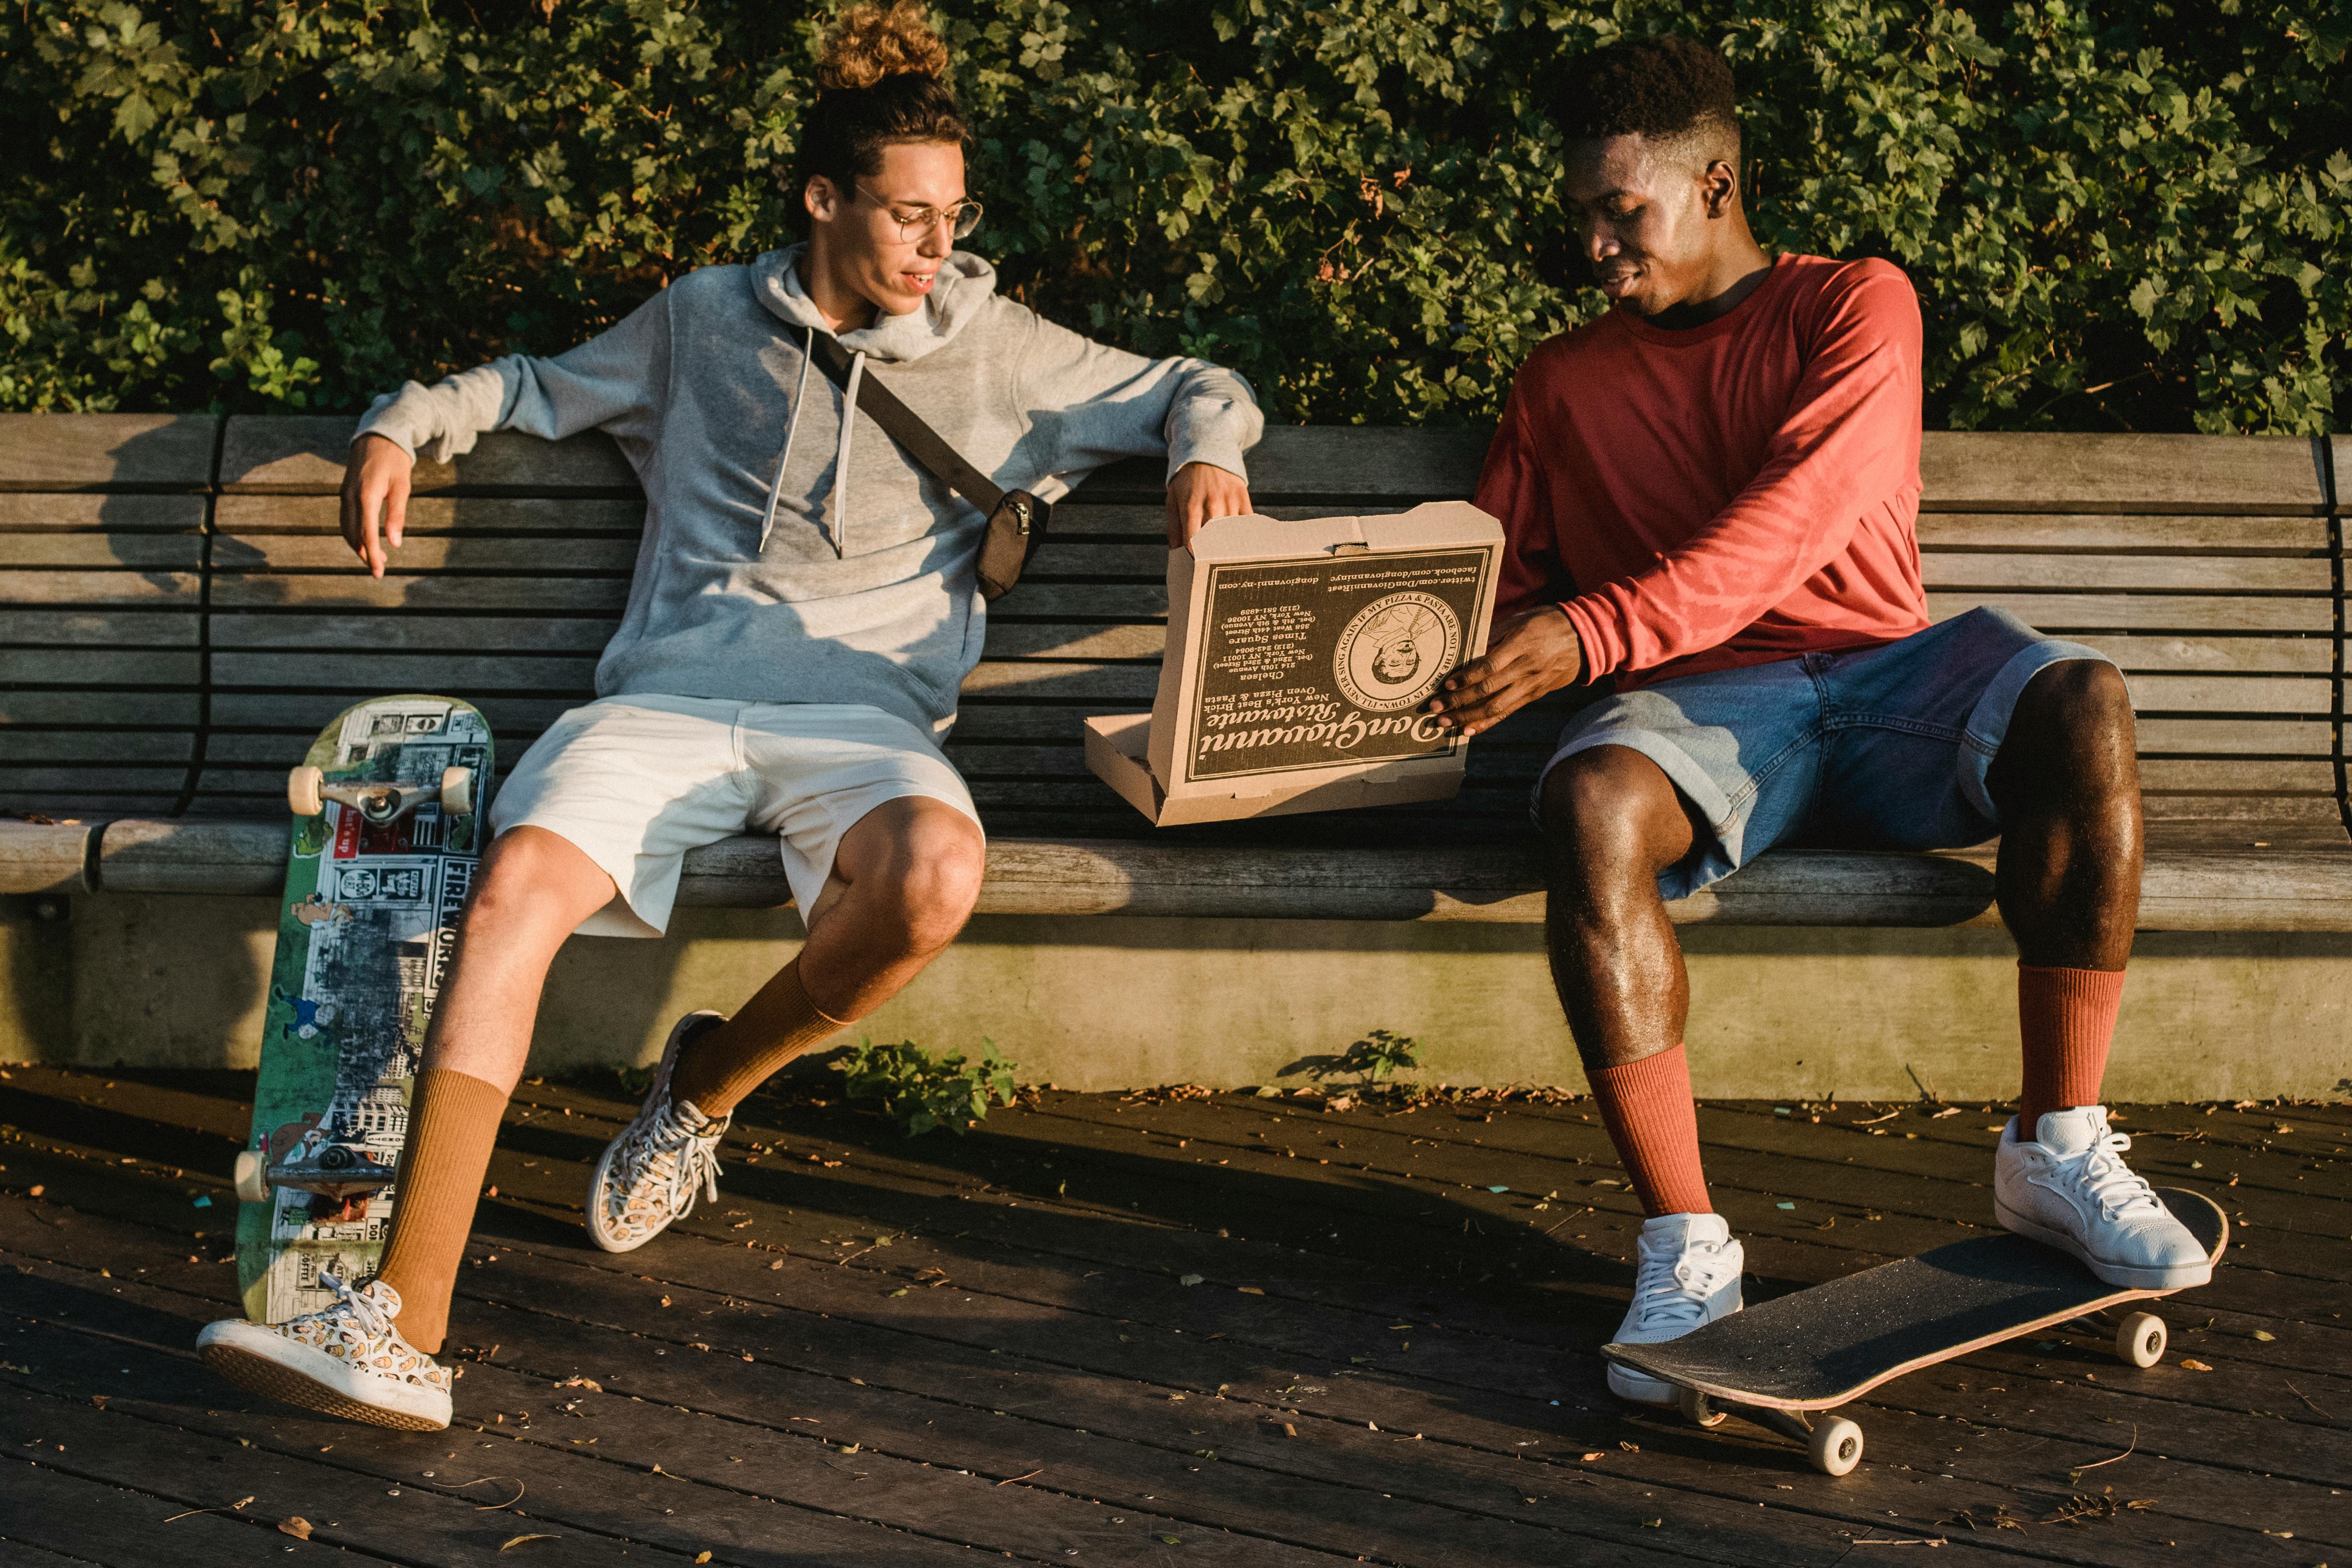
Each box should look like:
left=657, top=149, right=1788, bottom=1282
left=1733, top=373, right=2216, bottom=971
left=375, top=1068, right=507, bottom=1354
left=669, top=958, right=849, bottom=1117
left=1586, top=1043, right=1712, bottom=1218
left=2017, top=964, right=2122, bottom=1135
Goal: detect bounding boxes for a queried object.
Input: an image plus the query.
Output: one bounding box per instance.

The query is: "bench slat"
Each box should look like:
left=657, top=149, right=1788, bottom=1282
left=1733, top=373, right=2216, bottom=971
left=0, top=649, right=202, bottom=685
left=0, top=611, right=201, bottom=648
left=213, top=494, right=646, bottom=534
left=1925, top=592, right=2335, bottom=632
left=0, top=731, right=192, bottom=763
left=209, top=574, right=631, bottom=611
left=0, top=692, right=200, bottom=726
left=1916, top=432, right=2325, bottom=514
left=209, top=613, right=619, bottom=653
left=0, top=535, right=205, bottom=569
left=217, top=534, right=642, bottom=572
left=1920, top=554, right=2330, bottom=592
left=0, top=414, right=219, bottom=492
left=219, top=416, right=637, bottom=496
left=0, top=569, right=200, bottom=605
left=0, top=494, right=209, bottom=532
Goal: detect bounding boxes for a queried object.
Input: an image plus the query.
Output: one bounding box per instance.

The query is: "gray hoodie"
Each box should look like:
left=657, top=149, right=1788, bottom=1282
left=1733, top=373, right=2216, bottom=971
left=354, top=245, right=1262, bottom=735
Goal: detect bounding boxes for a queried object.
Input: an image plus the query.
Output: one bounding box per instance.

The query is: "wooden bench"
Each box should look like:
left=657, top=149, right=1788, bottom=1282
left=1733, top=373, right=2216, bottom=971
left=3, top=415, right=2348, bottom=930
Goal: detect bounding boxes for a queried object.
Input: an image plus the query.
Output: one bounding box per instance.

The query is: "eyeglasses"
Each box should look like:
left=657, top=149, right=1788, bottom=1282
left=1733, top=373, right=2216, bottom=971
left=857, top=184, right=983, bottom=243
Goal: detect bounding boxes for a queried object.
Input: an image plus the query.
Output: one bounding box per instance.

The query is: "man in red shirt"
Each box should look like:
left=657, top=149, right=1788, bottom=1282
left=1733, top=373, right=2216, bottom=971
left=1427, top=36, right=2206, bottom=1404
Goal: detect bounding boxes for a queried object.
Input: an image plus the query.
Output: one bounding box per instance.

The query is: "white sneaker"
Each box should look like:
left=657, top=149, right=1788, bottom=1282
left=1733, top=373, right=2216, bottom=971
left=586, top=1010, right=730, bottom=1253
left=1606, top=1212, right=1744, bottom=1405
left=196, top=1271, right=451, bottom=1430
left=1994, top=1107, right=2210, bottom=1290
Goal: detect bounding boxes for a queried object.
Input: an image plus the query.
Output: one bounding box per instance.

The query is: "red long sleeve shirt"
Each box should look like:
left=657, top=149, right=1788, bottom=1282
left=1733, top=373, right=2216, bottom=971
left=1475, top=252, right=1929, bottom=689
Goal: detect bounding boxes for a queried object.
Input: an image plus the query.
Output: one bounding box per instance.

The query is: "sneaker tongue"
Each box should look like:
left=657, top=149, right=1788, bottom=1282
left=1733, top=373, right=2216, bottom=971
left=2035, top=1106, right=2106, bottom=1156
left=1640, top=1210, right=1730, bottom=1250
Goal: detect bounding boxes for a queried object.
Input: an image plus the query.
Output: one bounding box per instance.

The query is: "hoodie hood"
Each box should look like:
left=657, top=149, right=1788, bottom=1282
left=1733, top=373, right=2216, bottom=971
left=752, top=244, right=999, bottom=365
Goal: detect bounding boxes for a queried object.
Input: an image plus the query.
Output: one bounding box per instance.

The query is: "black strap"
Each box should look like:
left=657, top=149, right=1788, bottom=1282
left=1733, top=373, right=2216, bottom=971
left=806, top=331, right=1007, bottom=514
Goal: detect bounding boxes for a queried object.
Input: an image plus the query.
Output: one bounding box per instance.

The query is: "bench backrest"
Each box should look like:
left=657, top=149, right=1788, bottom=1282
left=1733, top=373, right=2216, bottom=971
left=3, top=415, right=2345, bottom=844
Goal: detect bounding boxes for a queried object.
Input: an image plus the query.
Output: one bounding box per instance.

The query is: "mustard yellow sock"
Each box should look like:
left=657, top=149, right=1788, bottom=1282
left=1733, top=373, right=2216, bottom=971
left=375, top=1067, right=506, bottom=1355
left=669, top=958, right=848, bottom=1116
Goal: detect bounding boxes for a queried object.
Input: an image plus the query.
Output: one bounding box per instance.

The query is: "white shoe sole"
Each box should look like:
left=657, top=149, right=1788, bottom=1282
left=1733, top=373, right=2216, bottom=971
left=1606, top=1360, right=1677, bottom=1406
left=1994, top=1198, right=2212, bottom=1291
left=197, top=1319, right=449, bottom=1431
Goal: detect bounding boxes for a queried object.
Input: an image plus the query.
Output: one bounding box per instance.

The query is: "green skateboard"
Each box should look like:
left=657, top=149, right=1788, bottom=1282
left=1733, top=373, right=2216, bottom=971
left=232, top=696, right=494, bottom=1323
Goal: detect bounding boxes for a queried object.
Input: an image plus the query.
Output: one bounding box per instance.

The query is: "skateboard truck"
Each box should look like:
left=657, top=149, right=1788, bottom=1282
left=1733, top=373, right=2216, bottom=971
left=288, top=764, right=476, bottom=821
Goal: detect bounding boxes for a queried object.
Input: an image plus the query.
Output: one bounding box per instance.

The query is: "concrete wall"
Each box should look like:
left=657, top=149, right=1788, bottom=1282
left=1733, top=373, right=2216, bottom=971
left=7, top=893, right=2348, bottom=1101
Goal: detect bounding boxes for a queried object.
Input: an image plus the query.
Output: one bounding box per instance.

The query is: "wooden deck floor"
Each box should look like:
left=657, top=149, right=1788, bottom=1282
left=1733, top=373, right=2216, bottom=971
left=2, top=1065, right=2346, bottom=1566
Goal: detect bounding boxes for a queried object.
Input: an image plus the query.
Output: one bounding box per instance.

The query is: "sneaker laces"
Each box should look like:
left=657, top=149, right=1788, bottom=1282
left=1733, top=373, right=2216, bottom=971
left=2054, top=1128, right=2164, bottom=1223
left=615, top=1092, right=724, bottom=1221
left=313, top=1266, right=394, bottom=1340
left=1628, top=1234, right=1735, bottom=1333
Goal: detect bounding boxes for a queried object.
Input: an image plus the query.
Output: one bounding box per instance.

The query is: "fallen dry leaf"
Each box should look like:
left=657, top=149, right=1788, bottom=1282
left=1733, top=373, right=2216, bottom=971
left=500, top=1535, right=559, bottom=1551
left=2179, top=1358, right=2215, bottom=1371
left=277, top=1517, right=312, bottom=1540
left=1581, top=1452, right=1604, bottom=1462
left=696, top=1554, right=713, bottom=1564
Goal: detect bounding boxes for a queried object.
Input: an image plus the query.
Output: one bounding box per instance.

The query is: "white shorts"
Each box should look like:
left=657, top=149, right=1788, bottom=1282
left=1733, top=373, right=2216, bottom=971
left=488, top=696, right=981, bottom=938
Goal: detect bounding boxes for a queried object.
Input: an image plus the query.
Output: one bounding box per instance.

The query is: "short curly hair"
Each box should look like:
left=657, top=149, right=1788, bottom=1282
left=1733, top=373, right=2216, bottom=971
left=1554, top=35, right=1739, bottom=149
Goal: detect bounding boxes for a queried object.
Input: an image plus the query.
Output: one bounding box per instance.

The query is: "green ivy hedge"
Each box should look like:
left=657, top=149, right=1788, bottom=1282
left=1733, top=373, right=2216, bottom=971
left=5, top=0, right=2348, bottom=432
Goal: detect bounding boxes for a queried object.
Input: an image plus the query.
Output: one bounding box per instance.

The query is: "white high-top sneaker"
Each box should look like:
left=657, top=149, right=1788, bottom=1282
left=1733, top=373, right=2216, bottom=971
left=586, top=1010, right=731, bottom=1252
left=1994, top=1107, right=2210, bottom=1290
left=1606, top=1212, right=1744, bottom=1405
left=196, top=1270, right=451, bottom=1431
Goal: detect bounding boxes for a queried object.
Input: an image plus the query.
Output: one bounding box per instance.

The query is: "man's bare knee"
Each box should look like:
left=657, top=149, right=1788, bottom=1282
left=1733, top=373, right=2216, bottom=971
left=1539, top=747, right=1693, bottom=877
left=464, top=827, right=612, bottom=942
left=840, top=805, right=985, bottom=955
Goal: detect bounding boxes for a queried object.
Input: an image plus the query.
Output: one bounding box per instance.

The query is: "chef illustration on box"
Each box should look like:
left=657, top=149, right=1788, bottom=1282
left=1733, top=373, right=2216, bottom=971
left=1339, top=593, right=1462, bottom=713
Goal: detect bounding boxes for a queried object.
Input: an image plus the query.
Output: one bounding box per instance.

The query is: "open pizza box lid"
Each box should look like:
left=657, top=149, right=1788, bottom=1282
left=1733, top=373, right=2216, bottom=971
left=1082, top=500, right=1504, bottom=826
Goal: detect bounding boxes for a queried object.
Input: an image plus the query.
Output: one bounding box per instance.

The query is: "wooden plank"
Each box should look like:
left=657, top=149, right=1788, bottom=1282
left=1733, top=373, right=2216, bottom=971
left=0, top=820, right=94, bottom=893
left=219, top=414, right=639, bottom=495
left=988, top=580, right=1167, bottom=618
left=217, top=532, right=639, bottom=572
left=206, top=691, right=579, bottom=732
left=2143, top=795, right=2348, bottom=826
left=0, top=1456, right=342, bottom=1568
left=211, top=650, right=599, bottom=692
left=0, top=493, right=207, bottom=533
left=0, top=413, right=218, bottom=492
left=1050, top=501, right=1360, bottom=538
left=0, top=610, right=199, bottom=648
left=0, top=569, right=200, bottom=605
left=209, top=611, right=620, bottom=653
left=1917, top=512, right=2329, bottom=551
left=0, top=649, right=200, bottom=685
left=2121, top=673, right=2336, bottom=714
left=0, top=766, right=188, bottom=794
left=1917, top=431, right=2326, bottom=513
left=959, top=659, right=1156, bottom=699
left=1920, top=553, right=2330, bottom=592
left=209, top=573, right=629, bottom=611
left=2138, top=757, right=2342, bottom=795
left=2133, top=717, right=2335, bottom=754
left=0, top=730, right=192, bottom=763
left=982, top=620, right=1168, bottom=659
left=1075, top=425, right=1494, bottom=503
left=2072, top=633, right=2337, bottom=673
left=0, top=692, right=200, bottom=727
left=1927, top=592, right=2334, bottom=632
left=214, top=492, right=645, bottom=534
left=0, top=534, right=201, bottom=569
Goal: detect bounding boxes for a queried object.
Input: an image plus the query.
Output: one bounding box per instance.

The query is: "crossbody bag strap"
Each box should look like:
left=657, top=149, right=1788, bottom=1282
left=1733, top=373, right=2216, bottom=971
left=807, top=330, right=1007, bottom=514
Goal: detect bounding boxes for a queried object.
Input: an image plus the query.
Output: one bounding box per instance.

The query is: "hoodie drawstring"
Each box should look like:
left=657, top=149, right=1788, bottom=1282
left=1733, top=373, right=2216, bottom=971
left=757, top=324, right=861, bottom=562
left=832, top=349, right=864, bottom=561
left=756, top=325, right=816, bottom=552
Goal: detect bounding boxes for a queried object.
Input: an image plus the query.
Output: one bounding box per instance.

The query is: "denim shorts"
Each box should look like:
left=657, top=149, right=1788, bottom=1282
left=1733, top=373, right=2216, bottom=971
left=1534, top=607, right=2111, bottom=900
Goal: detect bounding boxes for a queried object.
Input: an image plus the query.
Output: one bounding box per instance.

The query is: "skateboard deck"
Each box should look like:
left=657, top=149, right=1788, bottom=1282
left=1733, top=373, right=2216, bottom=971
left=1605, top=1188, right=2227, bottom=1412
left=233, top=696, right=493, bottom=1324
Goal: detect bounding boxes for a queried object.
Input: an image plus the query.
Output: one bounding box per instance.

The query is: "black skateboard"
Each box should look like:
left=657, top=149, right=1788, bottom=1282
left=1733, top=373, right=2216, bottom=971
left=1601, top=1189, right=2227, bottom=1474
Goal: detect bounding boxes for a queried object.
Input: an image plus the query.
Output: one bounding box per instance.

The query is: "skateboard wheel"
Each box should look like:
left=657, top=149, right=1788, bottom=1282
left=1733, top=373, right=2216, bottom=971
left=287, top=765, right=325, bottom=817
left=440, top=765, right=475, bottom=817
left=233, top=1149, right=269, bottom=1204
left=1809, top=1415, right=1863, bottom=1477
left=1678, top=1387, right=1727, bottom=1429
left=2115, top=1310, right=2167, bottom=1368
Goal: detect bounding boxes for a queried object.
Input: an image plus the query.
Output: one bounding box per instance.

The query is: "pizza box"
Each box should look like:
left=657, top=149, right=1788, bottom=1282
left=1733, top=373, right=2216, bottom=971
left=1083, top=500, right=1504, bottom=826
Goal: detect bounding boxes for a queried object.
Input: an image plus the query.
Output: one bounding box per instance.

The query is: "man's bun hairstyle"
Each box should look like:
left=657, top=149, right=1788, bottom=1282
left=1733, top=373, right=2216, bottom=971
left=1555, top=34, right=1739, bottom=150
left=795, top=2, right=966, bottom=214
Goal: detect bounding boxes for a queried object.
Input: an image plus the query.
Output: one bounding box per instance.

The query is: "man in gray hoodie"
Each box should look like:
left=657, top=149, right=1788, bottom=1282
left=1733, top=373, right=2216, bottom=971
left=197, top=4, right=1262, bottom=1431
